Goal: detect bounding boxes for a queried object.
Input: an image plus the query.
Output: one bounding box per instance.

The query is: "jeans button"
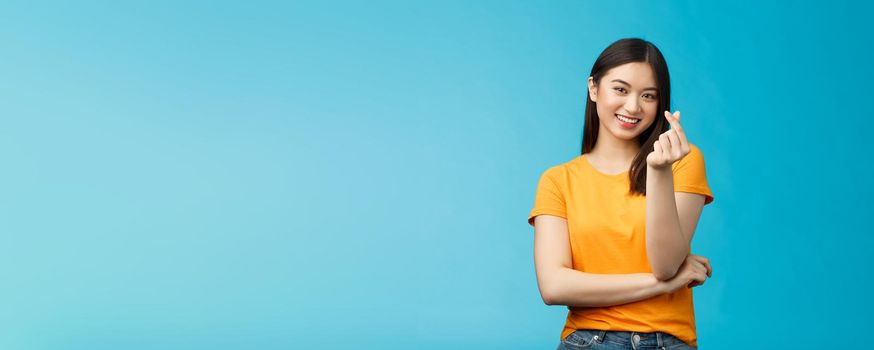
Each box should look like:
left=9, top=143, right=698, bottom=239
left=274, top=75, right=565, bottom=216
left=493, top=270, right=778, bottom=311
left=632, top=334, right=640, bottom=343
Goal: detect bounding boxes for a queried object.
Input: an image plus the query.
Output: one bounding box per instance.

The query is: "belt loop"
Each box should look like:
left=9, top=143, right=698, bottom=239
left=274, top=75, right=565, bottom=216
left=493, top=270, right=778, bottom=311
left=595, top=330, right=606, bottom=343
left=656, top=332, right=665, bottom=350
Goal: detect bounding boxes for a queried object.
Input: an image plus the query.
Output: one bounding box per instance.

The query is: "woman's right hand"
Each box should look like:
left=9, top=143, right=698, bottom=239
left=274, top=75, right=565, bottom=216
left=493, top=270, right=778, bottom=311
left=660, top=254, right=712, bottom=294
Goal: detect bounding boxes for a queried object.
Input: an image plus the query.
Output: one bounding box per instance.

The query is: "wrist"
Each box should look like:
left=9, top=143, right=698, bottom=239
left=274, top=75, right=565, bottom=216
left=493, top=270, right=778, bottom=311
left=647, top=164, right=672, bottom=173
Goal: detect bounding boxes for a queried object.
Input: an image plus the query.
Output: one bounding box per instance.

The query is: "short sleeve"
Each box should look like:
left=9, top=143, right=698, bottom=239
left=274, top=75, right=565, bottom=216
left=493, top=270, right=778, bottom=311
left=527, top=167, right=567, bottom=226
left=671, top=144, right=714, bottom=205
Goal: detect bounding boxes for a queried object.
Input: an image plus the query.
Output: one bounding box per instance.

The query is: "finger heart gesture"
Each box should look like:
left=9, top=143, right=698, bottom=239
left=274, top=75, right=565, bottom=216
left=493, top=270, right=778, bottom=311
left=647, top=110, right=691, bottom=169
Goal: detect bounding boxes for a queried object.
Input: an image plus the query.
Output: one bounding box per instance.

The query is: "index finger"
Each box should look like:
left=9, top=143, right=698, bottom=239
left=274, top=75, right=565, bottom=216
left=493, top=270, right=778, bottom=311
left=664, top=111, right=689, bottom=149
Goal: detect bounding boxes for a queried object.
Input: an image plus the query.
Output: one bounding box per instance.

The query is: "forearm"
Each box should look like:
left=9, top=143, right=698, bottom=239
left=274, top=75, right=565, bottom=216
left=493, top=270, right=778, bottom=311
left=543, top=267, right=666, bottom=307
left=645, top=166, right=689, bottom=280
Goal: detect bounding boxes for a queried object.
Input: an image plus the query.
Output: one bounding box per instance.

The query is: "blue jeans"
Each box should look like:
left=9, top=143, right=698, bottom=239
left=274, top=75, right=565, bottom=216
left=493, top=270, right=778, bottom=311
left=557, top=329, right=696, bottom=350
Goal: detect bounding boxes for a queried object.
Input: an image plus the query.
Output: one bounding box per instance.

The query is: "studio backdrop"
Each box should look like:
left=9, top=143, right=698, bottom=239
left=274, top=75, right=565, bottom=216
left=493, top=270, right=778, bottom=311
left=0, top=1, right=871, bottom=349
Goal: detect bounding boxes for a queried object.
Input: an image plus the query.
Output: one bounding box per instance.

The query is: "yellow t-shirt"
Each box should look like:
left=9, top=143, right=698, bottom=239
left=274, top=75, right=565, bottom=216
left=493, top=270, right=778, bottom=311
left=527, top=144, right=713, bottom=347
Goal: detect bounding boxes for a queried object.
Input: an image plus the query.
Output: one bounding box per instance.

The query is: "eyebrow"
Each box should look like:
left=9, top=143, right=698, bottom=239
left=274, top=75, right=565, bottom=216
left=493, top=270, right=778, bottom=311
left=610, top=79, right=658, bottom=92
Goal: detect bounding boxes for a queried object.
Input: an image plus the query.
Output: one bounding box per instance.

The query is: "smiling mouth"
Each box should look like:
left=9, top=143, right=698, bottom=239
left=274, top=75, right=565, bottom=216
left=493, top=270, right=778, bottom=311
left=615, top=114, right=641, bottom=124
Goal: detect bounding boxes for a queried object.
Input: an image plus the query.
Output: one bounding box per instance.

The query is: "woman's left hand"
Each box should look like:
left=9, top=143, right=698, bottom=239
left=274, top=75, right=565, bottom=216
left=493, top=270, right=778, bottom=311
left=646, top=110, right=691, bottom=169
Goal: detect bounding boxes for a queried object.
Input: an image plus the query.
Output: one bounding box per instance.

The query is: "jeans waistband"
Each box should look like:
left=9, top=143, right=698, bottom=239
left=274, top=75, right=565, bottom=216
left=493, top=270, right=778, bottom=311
left=575, top=329, right=688, bottom=349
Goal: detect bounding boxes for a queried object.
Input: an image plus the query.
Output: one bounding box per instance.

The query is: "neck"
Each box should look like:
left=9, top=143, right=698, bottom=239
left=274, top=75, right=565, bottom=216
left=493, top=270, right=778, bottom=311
left=588, top=130, right=640, bottom=165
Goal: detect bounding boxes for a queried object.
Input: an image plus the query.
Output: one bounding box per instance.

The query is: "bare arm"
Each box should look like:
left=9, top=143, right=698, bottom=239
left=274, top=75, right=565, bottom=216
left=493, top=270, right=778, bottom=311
left=533, top=215, right=668, bottom=307
left=645, top=111, right=707, bottom=281
left=645, top=168, right=706, bottom=280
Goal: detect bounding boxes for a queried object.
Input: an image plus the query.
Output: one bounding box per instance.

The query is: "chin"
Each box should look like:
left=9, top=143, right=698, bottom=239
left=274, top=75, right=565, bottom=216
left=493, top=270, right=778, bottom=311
left=614, top=132, right=643, bottom=141
left=604, top=125, right=645, bottom=141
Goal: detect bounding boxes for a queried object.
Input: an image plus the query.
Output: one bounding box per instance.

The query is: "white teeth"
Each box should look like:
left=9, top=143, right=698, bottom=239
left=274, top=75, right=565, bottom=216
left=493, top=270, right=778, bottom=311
left=616, top=114, right=640, bottom=124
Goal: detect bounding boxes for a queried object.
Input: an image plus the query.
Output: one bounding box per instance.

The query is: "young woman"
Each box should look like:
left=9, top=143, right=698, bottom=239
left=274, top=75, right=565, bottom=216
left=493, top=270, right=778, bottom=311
left=528, top=38, right=714, bottom=350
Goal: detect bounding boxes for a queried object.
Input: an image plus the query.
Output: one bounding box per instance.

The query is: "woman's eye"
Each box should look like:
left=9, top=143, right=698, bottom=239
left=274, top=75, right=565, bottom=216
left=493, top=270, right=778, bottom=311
left=613, top=87, right=626, bottom=93
left=643, top=94, right=657, bottom=100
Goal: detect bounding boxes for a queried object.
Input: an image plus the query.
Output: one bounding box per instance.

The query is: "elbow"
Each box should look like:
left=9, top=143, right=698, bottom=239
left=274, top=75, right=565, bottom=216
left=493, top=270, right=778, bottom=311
left=540, top=287, right=556, bottom=305
left=541, top=294, right=554, bottom=306
left=652, top=270, right=675, bottom=281
left=538, top=282, right=561, bottom=305
left=651, top=265, right=680, bottom=281
left=649, top=254, right=683, bottom=281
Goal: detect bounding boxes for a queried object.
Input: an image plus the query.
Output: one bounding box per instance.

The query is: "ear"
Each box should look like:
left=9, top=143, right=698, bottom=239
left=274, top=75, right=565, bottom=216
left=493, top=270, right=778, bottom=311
left=587, top=76, right=598, bottom=102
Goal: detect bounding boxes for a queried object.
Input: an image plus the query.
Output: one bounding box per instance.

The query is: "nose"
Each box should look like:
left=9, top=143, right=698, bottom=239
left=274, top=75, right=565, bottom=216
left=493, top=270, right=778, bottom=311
left=623, top=97, right=642, bottom=115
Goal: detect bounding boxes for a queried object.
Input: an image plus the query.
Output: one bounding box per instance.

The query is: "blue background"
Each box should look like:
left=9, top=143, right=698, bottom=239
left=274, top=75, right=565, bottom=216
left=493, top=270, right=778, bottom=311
left=1, top=1, right=871, bottom=349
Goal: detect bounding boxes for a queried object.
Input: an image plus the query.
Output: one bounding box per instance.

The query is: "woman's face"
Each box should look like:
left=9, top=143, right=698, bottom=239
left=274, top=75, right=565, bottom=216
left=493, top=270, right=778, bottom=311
left=588, top=62, right=660, bottom=142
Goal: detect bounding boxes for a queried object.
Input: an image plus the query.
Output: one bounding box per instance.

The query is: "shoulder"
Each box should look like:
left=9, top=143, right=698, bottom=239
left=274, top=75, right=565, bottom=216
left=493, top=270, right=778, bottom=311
left=686, top=144, right=707, bottom=166
left=689, top=144, right=704, bottom=157
left=539, top=156, right=582, bottom=181
left=672, top=143, right=714, bottom=204
left=673, top=144, right=706, bottom=170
